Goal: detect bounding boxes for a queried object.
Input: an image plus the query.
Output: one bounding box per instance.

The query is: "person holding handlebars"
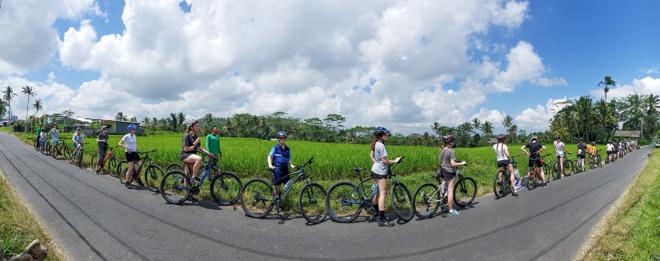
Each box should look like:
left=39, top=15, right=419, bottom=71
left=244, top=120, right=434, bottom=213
left=181, top=121, right=215, bottom=187
left=440, top=134, right=466, bottom=217
left=268, top=131, right=295, bottom=198
left=521, top=136, right=547, bottom=187
left=370, top=127, right=401, bottom=227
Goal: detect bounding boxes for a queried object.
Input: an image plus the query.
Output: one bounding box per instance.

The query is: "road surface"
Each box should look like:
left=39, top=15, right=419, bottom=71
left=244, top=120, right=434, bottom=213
left=0, top=132, right=651, bottom=260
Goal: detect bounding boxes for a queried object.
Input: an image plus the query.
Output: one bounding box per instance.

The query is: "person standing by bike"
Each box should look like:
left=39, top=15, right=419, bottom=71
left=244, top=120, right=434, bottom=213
left=50, top=124, right=60, bottom=151
left=96, top=126, right=109, bottom=174
left=606, top=141, right=614, bottom=163
left=181, top=121, right=214, bottom=186
left=554, top=137, right=570, bottom=178
left=205, top=126, right=222, bottom=166
left=71, top=127, right=85, bottom=164
left=370, top=127, right=400, bottom=226
left=493, top=134, right=519, bottom=196
left=35, top=125, right=42, bottom=149
left=440, top=134, right=466, bottom=217
left=119, top=124, right=142, bottom=188
left=577, top=139, right=587, bottom=172
left=38, top=128, right=47, bottom=151
left=267, top=131, right=295, bottom=200
left=521, top=136, right=547, bottom=186
left=612, top=139, right=619, bottom=161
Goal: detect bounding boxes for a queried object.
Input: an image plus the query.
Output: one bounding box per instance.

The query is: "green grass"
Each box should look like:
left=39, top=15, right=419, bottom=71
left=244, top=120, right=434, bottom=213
left=0, top=173, right=63, bottom=260
left=6, top=130, right=609, bottom=198
left=582, top=150, right=660, bottom=261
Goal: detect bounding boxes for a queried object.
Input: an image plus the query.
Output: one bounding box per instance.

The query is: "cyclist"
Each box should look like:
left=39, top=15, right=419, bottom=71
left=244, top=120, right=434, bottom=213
left=441, top=134, right=466, bottom=217
left=38, top=128, right=47, bottom=151
left=50, top=124, right=60, bottom=150
left=606, top=141, right=614, bottom=163
left=493, top=134, right=519, bottom=196
left=181, top=121, right=214, bottom=187
left=521, top=136, right=547, bottom=187
left=96, top=126, right=109, bottom=173
left=35, top=125, right=42, bottom=149
left=612, top=139, right=619, bottom=161
left=554, top=137, right=570, bottom=178
left=576, top=139, right=587, bottom=172
left=267, top=131, right=295, bottom=200
left=205, top=126, right=222, bottom=165
left=70, top=127, right=85, bottom=164
left=119, top=124, right=142, bottom=188
left=370, top=127, right=400, bottom=226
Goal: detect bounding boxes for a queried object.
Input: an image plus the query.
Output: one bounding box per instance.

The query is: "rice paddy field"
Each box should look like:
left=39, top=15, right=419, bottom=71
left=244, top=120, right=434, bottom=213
left=7, top=130, right=610, bottom=198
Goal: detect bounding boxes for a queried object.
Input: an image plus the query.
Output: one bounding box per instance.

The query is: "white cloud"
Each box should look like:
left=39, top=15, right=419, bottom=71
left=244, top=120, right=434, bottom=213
left=471, top=108, right=506, bottom=126
left=490, top=41, right=567, bottom=92
left=590, top=76, right=660, bottom=100
left=514, top=97, right=571, bottom=131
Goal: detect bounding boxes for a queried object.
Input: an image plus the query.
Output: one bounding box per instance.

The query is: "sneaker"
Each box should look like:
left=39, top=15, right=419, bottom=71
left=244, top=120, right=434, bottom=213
left=378, top=218, right=395, bottom=227
left=135, top=179, right=145, bottom=187
left=124, top=181, right=132, bottom=189
left=512, top=190, right=519, bottom=196
left=542, top=182, right=548, bottom=187
left=446, top=209, right=460, bottom=217
left=192, top=177, right=201, bottom=186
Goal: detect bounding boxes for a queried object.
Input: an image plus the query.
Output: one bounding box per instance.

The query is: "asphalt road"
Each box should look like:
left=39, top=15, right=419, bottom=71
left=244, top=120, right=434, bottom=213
left=0, top=132, right=651, bottom=261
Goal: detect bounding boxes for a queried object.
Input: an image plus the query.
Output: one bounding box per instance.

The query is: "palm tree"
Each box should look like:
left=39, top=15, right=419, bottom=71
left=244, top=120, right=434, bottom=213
left=3, top=85, right=17, bottom=123
left=115, top=112, right=127, bottom=121
left=22, top=86, right=35, bottom=130
left=481, top=120, right=494, bottom=139
left=0, top=98, right=7, bottom=119
left=598, top=75, right=616, bottom=101
left=177, top=112, right=186, bottom=131
left=503, top=115, right=513, bottom=129
left=33, top=99, right=42, bottom=125
left=472, top=118, right=481, bottom=133
left=646, top=94, right=660, bottom=114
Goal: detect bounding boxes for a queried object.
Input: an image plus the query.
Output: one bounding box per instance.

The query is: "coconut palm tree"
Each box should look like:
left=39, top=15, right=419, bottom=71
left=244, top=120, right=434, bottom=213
left=0, top=98, right=7, bottom=119
left=598, top=75, right=616, bottom=101
left=503, top=115, right=513, bottom=129
left=22, top=86, right=35, bottom=130
left=2, top=85, right=17, bottom=123
left=33, top=99, right=42, bottom=125
left=481, top=120, right=494, bottom=139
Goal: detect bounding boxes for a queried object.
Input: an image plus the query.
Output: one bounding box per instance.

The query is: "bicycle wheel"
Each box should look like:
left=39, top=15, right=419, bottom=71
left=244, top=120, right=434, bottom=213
left=413, top=183, right=441, bottom=219
left=210, top=171, right=242, bottom=206
left=160, top=171, right=190, bottom=204
left=325, top=182, right=362, bottom=223
left=90, top=154, right=97, bottom=170
left=298, top=183, right=327, bottom=224
left=144, top=165, right=164, bottom=192
left=545, top=164, right=556, bottom=181
left=240, top=179, right=274, bottom=218
left=454, top=177, right=477, bottom=208
left=117, top=160, right=128, bottom=181
left=597, top=155, right=603, bottom=167
left=526, top=170, right=537, bottom=190
left=107, top=158, right=118, bottom=177
left=564, top=160, right=574, bottom=176
left=63, top=146, right=71, bottom=161
left=165, top=163, right=183, bottom=173
left=390, top=182, right=413, bottom=223
left=493, top=170, right=508, bottom=199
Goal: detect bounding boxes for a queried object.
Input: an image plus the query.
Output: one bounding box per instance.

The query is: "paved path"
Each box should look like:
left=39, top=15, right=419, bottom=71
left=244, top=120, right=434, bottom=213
left=0, top=132, right=651, bottom=260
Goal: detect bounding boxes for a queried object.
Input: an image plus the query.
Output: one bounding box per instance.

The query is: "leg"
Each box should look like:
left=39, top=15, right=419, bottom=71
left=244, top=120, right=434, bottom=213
left=507, top=164, right=516, bottom=192
left=447, top=177, right=456, bottom=211
left=559, top=157, right=564, bottom=177
left=126, top=161, right=134, bottom=183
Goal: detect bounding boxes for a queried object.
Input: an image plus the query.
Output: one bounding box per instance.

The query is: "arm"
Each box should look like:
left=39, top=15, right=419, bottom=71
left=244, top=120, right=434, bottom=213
left=520, top=145, right=529, bottom=155
left=450, top=159, right=467, bottom=168
left=118, top=136, right=126, bottom=148
left=205, top=135, right=210, bottom=152
left=380, top=156, right=401, bottom=165
left=267, top=156, right=274, bottom=169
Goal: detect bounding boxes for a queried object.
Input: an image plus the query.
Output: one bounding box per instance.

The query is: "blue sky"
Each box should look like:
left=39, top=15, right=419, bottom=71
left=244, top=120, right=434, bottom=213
left=1, top=0, right=659, bottom=133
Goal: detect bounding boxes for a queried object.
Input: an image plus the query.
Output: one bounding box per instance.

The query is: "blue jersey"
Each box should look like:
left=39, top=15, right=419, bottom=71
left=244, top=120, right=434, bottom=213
left=269, top=145, right=290, bottom=167
left=72, top=134, right=84, bottom=147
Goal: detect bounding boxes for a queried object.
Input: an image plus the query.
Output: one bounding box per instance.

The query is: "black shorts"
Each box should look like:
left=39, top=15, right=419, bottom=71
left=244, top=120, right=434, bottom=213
left=497, top=160, right=510, bottom=168
left=440, top=169, right=456, bottom=180
left=528, top=159, right=543, bottom=168
left=606, top=151, right=613, bottom=155
left=125, top=152, right=141, bottom=162
left=372, top=171, right=387, bottom=180
left=577, top=154, right=586, bottom=159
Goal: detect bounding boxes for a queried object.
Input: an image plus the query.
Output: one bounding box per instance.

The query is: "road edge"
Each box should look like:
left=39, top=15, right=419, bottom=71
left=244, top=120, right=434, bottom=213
left=0, top=166, right=67, bottom=261
left=574, top=148, right=653, bottom=260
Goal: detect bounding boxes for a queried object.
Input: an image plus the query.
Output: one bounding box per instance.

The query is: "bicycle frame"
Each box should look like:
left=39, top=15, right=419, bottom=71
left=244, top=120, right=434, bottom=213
left=273, top=162, right=312, bottom=200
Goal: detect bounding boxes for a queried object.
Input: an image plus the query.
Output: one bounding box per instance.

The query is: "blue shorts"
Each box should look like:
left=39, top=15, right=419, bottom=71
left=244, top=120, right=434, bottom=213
left=271, top=166, right=290, bottom=185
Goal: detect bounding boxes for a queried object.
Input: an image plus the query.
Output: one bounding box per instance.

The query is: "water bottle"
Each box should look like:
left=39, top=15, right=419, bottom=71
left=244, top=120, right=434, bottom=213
left=284, top=179, right=294, bottom=191
left=371, top=183, right=379, bottom=198
left=514, top=169, right=521, bottom=189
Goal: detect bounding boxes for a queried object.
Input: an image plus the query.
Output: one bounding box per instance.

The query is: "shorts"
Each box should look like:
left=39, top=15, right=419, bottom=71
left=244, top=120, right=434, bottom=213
left=556, top=151, right=565, bottom=158
left=372, top=171, right=387, bottom=180
left=272, top=166, right=290, bottom=185
left=577, top=154, right=586, bottom=159
left=528, top=159, right=543, bottom=168
left=497, top=160, right=510, bottom=168
left=125, top=151, right=141, bottom=162
left=440, top=169, right=456, bottom=180
left=52, top=140, right=59, bottom=145
left=606, top=151, right=613, bottom=155
left=97, top=148, right=107, bottom=161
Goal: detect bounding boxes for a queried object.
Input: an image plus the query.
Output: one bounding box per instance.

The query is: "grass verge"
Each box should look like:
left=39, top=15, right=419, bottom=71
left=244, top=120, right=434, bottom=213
left=0, top=170, right=64, bottom=260
left=578, top=149, right=659, bottom=260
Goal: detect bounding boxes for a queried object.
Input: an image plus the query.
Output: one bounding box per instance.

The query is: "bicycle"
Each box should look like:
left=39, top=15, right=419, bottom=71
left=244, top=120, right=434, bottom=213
left=160, top=154, right=242, bottom=207
left=68, top=142, right=88, bottom=169
left=574, top=152, right=587, bottom=174
left=588, top=150, right=603, bottom=169
left=412, top=164, right=477, bottom=219
left=526, top=154, right=552, bottom=190
left=553, top=152, right=575, bottom=178
left=540, top=154, right=558, bottom=181
left=493, top=154, right=522, bottom=199
left=90, top=146, right=119, bottom=176
left=117, top=149, right=164, bottom=192
left=240, top=157, right=327, bottom=224
left=50, top=141, right=70, bottom=160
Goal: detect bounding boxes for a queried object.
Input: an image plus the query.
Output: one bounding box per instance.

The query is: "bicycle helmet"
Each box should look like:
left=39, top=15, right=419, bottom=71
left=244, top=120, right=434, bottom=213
left=373, top=127, right=390, bottom=136
left=497, top=134, right=506, bottom=141
left=591, top=142, right=596, bottom=145
left=127, top=124, right=137, bottom=131
left=531, top=136, right=538, bottom=141
left=442, top=134, right=455, bottom=144
left=76, top=127, right=82, bottom=131
left=276, top=131, right=288, bottom=138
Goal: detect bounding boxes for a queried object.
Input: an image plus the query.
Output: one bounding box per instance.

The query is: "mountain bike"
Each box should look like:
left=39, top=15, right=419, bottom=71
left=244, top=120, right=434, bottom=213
left=526, top=154, right=551, bottom=190
left=50, top=141, right=70, bottom=160
left=68, top=142, right=88, bottom=169
left=160, top=154, right=242, bottom=207
left=493, top=155, right=522, bottom=199
left=412, top=164, right=477, bottom=219
left=574, top=152, right=587, bottom=174
left=117, top=149, right=164, bottom=192
left=553, top=152, right=575, bottom=178
left=90, top=146, right=119, bottom=176
left=241, top=157, right=327, bottom=224
left=589, top=151, right=603, bottom=169
left=540, top=154, right=558, bottom=181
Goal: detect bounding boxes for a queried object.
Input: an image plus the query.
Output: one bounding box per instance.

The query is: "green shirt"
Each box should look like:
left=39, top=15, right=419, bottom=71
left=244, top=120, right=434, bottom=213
left=205, top=134, right=221, bottom=156
left=35, top=127, right=41, bottom=136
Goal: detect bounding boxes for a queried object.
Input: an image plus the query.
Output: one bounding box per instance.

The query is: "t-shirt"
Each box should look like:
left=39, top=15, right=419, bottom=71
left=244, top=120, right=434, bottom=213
left=606, top=143, right=614, bottom=152
left=97, top=132, right=109, bottom=150
left=613, top=143, right=619, bottom=151
left=493, top=143, right=508, bottom=161
left=554, top=141, right=565, bottom=156
left=180, top=133, right=200, bottom=158
left=577, top=143, right=587, bottom=155
left=440, top=147, right=457, bottom=173
left=205, top=134, right=221, bottom=155
left=72, top=134, right=84, bottom=146
left=525, top=142, right=544, bottom=160
left=121, top=134, right=137, bottom=152
left=269, top=144, right=291, bottom=167
left=39, top=132, right=46, bottom=140
left=35, top=127, right=41, bottom=136
left=371, top=141, right=388, bottom=176
left=587, top=144, right=596, bottom=154
left=51, top=129, right=59, bottom=141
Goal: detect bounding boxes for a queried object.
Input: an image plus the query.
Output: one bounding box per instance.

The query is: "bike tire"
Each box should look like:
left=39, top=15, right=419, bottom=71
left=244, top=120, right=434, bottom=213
left=545, top=164, right=556, bottom=181
left=144, top=164, right=164, bottom=192
left=413, top=183, right=441, bottom=219
left=240, top=179, right=274, bottom=218
left=210, top=171, right=242, bottom=206
left=325, top=182, right=362, bottom=223
left=165, top=163, right=183, bottom=173
left=564, top=160, right=574, bottom=176
left=390, top=182, right=413, bottom=223
left=159, top=171, right=190, bottom=204
left=107, top=158, right=118, bottom=177
left=90, top=154, right=97, bottom=170
left=493, top=170, right=507, bottom=199
left=526, top=170, right=538, bottom=190
left=298, top=183, right=327, bottom=224
left=454, top=177, right=477, bottom=208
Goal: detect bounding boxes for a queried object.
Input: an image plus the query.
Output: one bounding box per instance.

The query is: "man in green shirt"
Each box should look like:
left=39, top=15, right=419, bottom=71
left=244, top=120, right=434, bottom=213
left=205, top=127, right=222, bottom=164
left=34, top=126, right=41, bottom=148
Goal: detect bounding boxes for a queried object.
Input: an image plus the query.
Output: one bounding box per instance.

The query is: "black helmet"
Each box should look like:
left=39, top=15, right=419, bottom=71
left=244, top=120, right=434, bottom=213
left=442, top=134, right=455, bottom=144
left=531, top=136, right=539, bottom=141
left=591, top=142, right=596, bottom=145
left=497, top=134, right=506, bottom=141
left=276, top=131, right=288, bottom=138
left=373, top=127, right=390, bottom=136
